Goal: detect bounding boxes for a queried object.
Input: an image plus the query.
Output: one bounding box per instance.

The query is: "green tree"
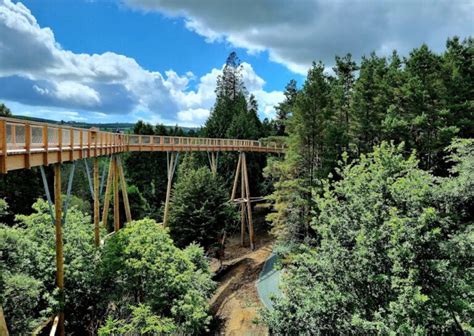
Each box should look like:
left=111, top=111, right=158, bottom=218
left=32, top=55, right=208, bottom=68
left=205, top=52, right=247, bottom=139
left=351, top=53, right=389, bottom=154
left=264, top=141, right=473, bottom=334
left=274, top=80, right=298, bottom=136
left=0, top=103, right=12, bottom=116
left=100, top=218, right=214, bottom=334
left=124, top=121, right=168, bottom=221
left=329, top=53, right=358, bottom=155
left=0, top=199, right=103, bottom=334
left=168, top=156, right=235, bottom=249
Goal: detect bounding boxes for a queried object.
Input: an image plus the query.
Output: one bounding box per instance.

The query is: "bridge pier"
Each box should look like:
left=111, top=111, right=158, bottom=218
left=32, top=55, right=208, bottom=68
left=93, top=158, right=100, bottom=246
left=231, top=152, right=255, bottom=250
left=207, top=151, right=218, bottom=174
left=163, top=151, right=179, bottom=227
left=101, top=155, right=132, bottom=232
left=53, top=163, right=65, bottom=336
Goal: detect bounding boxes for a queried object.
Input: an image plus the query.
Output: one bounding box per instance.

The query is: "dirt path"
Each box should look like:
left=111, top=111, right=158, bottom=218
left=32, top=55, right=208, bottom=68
left=209, top=234, right=273, bottom=336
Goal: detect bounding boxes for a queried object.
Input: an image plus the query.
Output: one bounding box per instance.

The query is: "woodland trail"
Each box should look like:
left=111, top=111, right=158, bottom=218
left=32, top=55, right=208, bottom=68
left=209, top=234, right=273, bottom=336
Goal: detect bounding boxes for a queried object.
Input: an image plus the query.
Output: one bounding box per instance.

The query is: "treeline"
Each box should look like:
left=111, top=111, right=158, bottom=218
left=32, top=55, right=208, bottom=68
left=263, top=37, right=473, bottom=334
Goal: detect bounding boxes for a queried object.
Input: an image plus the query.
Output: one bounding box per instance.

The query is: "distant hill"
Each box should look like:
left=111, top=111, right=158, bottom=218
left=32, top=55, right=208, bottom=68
left=12, top=115, right=199, bottom=133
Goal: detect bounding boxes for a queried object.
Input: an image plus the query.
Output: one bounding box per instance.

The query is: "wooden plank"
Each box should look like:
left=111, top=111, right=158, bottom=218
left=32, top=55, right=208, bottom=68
left=54, top=164, right=65, bottom=336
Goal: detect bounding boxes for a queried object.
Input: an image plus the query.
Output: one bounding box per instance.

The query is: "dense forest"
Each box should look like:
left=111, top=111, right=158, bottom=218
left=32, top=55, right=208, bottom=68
left=0, top=36, right=473, bottom=334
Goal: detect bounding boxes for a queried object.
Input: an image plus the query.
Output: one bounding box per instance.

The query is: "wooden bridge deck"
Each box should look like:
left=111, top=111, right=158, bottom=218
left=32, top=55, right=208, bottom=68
left=0, top=117, right=285, bottom=173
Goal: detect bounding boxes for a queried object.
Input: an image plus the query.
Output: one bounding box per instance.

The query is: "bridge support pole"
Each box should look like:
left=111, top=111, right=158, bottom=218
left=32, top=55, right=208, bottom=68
left=242, top=153, right=255, bottom=250
left=241, top=157, right=246, bottom=246
left=54, top=163, right=65, bottom=336
left=101, top=156, right=114, bottom=229
left=0, top=306, right=9, bottom=336
left=93, top=158, right=100, bottom=246
left=163, top=152, right=179, bottom=227
left=101, top=155, right=132, bottom=233
left=231, top=152, right=255, bottom=250
left=113, top=156, right=120, bottom=232
left=118, top=157, right=132, bottom=224
left=208, top=151, right=218, bottom=174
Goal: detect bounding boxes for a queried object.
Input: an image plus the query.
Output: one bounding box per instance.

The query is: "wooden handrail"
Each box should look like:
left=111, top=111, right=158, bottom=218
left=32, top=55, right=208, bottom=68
left=0, top=116, right=286, bottom=173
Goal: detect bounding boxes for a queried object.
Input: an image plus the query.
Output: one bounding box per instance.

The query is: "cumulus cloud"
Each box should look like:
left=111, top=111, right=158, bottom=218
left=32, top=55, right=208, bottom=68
left=169, top=62, right=283, bottom=125
left=124, top=0, right=473, bottom=74
left=0, top=0, right=283, bottom=125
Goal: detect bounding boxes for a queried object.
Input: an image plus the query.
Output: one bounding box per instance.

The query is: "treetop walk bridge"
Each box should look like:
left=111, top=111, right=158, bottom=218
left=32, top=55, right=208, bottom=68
left=0, top=116, right=285, bottom=335
left=0, top=116, right=284, bottom=172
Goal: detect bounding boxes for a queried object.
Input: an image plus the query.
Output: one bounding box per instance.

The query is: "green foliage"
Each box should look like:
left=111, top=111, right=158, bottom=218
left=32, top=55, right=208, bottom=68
left=0, top=199, right=103, bottom=334
left=0, top=168, right=44, bottom=224
left=264, top=141, right=473, bottom=334
left=168, top=158, right=236, bottom=248
left=98, top=304, right=177, bottom=335
left=0, top=102, right=12, bottom=116
left=100, top=218, right=214, bottom=334
left=125, top=184, right=150, bottom=220
left=267, top=37, right=473, bottom=249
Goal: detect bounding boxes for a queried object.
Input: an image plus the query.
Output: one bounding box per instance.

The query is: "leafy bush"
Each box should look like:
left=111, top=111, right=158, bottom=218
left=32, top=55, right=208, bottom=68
left=100, top=218, right=215, bottom=334
left=0, top=199, right=103, bottom=334
left=264, top=141, right=473, bottom=334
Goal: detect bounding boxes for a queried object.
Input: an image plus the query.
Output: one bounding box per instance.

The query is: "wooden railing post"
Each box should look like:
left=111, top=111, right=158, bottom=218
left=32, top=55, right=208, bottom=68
left=69, top=128, right=74, bottom=161
left=25, top=123, right=31, bottom=169
left=87, top=129, right=92, bottom=158
left=42, top=125, right=49, bottom=166
left=58, top=128, right=63, bottom=163
left=0, top=120, right=7, bottom=174
left=79, top=130, right=84, bottom=159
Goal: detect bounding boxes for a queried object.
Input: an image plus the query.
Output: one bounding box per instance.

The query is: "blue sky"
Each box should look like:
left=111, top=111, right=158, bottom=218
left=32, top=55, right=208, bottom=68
left=0, top=0, right=472, bottom=126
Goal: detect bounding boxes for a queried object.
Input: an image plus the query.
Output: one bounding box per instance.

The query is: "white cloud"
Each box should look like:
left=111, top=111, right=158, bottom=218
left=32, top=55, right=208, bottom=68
left=177, top=108, right=210, bottom=126
left=0, top=0, right=283, bottom=126
left=124, top=0, right=474, bottom=75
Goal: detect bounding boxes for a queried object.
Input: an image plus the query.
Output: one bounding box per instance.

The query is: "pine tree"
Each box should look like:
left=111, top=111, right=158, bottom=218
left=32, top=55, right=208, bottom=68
left=205, top=52, right=247, bottom=138
left=0, top=103, right=12, bottom=117
left=351, top=53, right=389, bottom=154
left=275, top=80, right=298, bottom=136
left=329, top=54, right=358, bottom=154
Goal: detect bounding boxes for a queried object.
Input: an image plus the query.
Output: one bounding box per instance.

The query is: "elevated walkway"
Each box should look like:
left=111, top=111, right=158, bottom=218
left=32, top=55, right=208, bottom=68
left=0, top=117, right=285, bottom=173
